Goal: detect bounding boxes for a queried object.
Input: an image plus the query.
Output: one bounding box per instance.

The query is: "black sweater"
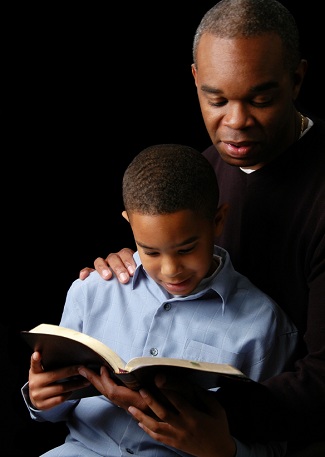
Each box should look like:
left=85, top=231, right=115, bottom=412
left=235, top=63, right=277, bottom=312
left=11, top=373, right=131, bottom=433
left=203, top=117, right=325, bottom=448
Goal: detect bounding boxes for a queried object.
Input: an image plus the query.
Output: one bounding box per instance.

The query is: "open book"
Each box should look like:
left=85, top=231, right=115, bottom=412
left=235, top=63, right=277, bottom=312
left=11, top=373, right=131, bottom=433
left=21, top=323, right=251, bottom=400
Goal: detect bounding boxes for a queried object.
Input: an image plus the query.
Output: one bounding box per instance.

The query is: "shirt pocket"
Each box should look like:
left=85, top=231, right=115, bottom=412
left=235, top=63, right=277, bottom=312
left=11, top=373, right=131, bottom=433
left=183, top=339, right=246, bottom=368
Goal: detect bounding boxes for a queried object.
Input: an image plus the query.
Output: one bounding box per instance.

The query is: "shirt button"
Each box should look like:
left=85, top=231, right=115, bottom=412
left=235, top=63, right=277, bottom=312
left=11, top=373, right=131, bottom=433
left=164, top=303, right=171, bottom=311
left=126, top=448, right=134, bottom=454
left=150, top=348, right=158, bottom=356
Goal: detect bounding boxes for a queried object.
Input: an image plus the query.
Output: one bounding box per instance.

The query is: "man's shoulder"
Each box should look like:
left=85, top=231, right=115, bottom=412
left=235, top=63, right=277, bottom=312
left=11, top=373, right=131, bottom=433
left=299, top=118, right=325, bottom=172
left=309, top=117, right=325, bottom=144
left=202, top=144, right=230, bottom=174
left=202, top=144, right=218, bottom=161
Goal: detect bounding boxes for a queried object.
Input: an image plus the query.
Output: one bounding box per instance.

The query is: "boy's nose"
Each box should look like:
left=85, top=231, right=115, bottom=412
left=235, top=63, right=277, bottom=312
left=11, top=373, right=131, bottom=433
left=161, top=258, right=182, bottom=277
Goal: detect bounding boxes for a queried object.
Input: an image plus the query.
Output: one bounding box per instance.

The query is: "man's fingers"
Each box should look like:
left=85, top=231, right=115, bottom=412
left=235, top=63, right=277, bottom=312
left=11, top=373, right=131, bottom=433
left=93, top=257, right=114, bottom=280
left=79, top=267, right=95, bottom=280
left=103, top=249, right=136, bottom=283
left=80, top=249, right=136, bottom=283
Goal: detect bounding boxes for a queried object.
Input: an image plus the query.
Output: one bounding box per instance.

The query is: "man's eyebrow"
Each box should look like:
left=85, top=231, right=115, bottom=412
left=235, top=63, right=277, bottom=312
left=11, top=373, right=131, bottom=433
left=136, top=236, right=199, bottom=250
left=200, top=80, right=279, bottom=94
left=250, top=81, right=279, bottom=92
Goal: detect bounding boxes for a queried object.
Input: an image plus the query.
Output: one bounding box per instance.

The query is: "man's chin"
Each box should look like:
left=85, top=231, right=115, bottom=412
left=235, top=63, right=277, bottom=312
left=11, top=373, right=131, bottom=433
left=219, top=152, right=259, bottom=169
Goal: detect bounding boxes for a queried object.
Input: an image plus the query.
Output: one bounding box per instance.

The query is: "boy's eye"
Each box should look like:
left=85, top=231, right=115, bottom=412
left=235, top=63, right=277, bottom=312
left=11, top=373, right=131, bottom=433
left=178, top=246, right=195, bottom=254
left=143, top=247, right=195, bottom=256
left=208, top=98, right=227, bottom=107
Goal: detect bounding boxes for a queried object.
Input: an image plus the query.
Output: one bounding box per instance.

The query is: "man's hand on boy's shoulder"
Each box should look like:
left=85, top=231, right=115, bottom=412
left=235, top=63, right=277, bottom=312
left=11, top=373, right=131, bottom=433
left=79, top=248, right=136, bottom=283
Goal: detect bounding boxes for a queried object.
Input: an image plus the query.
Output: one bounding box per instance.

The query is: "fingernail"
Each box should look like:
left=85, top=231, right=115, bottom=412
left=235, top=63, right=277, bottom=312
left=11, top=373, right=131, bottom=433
left=139, top=389, right=148, bottom=398
left=78, top=369, right=87, bottom=379
left=127, top=265, right=135, bottom=274
left=119, top=273, right=129, bottom=282
left=102, top=269, right=110, bottom=278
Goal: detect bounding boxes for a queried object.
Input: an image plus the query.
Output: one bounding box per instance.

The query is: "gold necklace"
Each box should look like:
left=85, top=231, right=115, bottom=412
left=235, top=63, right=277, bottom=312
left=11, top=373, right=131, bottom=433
left=298, top=111, right=305, bottom=136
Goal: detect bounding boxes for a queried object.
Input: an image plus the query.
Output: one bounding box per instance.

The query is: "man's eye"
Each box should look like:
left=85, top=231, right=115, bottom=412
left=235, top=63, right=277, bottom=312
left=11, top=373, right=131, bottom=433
left=251, top=101, right=273, bottom=107
left=144, top=251, right=159, bottom=256
left=250, top=95, right=273, bottom=107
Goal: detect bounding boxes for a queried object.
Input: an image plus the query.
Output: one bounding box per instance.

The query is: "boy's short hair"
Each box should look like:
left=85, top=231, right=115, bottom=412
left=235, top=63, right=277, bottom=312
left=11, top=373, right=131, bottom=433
left=123, top=144, right=219, bottom=220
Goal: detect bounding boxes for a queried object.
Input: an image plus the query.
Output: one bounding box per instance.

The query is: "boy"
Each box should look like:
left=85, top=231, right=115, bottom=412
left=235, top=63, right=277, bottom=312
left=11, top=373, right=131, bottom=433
left=22, top=144, right=297, bottom=456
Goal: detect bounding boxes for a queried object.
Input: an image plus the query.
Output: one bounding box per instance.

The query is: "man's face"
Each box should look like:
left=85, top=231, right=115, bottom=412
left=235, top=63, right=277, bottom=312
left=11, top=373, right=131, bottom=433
left=192, top=33, right=301, bottom=169
left=128, top=209, right=218, bottom=296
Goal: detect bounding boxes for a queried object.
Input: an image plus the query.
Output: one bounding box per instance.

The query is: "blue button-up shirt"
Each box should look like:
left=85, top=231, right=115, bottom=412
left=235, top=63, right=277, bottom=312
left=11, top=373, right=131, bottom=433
left=22, top=246, right=297, bottom=457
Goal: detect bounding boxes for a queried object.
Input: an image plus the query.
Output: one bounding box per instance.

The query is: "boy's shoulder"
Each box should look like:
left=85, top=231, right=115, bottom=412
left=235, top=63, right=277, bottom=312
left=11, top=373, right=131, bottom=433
left=72, top=253, right=143, bottom=291
left=80, top=270, right=135, bottom=287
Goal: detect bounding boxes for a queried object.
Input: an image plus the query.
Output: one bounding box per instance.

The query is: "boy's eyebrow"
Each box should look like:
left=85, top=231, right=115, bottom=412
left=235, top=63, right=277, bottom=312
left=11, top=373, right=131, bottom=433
left=136, top=236, right=199, bottom=250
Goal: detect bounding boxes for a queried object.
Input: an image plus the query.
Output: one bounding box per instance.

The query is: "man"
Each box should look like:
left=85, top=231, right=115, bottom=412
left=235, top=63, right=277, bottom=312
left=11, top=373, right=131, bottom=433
left=79, top=1, right=325, bottom=454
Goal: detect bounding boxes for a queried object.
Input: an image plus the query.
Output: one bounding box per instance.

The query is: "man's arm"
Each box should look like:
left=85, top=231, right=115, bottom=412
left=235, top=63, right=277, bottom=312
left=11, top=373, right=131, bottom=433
left=79, top=248, right=136, bottom=282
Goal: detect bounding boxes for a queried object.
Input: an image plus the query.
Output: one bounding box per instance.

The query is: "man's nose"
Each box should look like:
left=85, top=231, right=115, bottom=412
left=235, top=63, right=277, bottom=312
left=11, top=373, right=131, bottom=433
left=223, top=103, right=251, bottom=130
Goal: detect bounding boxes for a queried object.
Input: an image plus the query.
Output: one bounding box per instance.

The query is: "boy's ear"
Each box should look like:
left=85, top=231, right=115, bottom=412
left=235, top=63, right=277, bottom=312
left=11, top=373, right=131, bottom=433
left=214, top=203, right=229, bottom=237
left=122, top=210, right=129, bottom=222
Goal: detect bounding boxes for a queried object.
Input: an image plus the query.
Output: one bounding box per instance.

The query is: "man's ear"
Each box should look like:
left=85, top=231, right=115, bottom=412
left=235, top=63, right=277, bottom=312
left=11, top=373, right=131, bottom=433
left=191, top=63, right=198, bottom=86
left=214, top=203, right=229, bottom=237
left=292, top=59, right=308, bottom=101
left=122, top=210, right=129, bottom=222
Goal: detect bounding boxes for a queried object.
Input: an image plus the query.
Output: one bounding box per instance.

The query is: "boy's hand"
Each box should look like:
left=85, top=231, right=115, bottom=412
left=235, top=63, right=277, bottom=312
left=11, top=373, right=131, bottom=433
left=28, top=352, right=91, bottom=410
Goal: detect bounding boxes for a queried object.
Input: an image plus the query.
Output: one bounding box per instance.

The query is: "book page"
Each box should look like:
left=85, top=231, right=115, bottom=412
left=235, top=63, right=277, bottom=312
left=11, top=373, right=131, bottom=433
left=122, top=357, right=249, bottom=391
left=125, top=356, right=246, bottom=377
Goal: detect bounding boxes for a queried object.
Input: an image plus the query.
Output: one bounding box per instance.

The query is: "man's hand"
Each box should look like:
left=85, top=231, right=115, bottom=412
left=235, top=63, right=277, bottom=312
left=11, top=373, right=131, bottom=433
left=128, top=373, right=236, bottom=457
left=78, top=365, right=152, bottom=413
left=79, top=248, right=136, bottom=283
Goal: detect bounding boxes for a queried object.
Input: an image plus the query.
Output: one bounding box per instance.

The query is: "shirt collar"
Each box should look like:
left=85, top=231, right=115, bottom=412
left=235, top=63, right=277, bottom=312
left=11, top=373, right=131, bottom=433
left=131, top=246, right=234, bottom=314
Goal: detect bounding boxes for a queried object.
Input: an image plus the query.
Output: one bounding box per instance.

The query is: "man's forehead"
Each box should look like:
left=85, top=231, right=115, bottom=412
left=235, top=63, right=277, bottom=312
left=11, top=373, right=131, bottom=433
left=196, top=33, right=284, bottom=68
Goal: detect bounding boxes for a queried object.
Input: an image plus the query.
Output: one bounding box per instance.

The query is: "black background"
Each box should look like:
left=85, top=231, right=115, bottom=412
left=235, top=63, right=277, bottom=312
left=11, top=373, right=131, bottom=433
left=4, top=1, right=323, bottom=455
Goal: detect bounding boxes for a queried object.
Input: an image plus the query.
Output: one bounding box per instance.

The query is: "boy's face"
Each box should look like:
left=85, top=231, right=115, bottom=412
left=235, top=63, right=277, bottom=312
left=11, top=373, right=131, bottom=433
left=124, top=209, right=223, bottom=296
